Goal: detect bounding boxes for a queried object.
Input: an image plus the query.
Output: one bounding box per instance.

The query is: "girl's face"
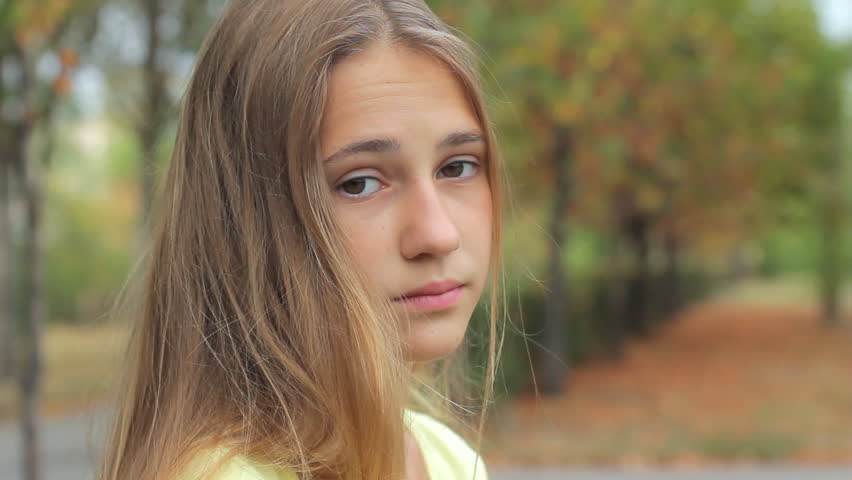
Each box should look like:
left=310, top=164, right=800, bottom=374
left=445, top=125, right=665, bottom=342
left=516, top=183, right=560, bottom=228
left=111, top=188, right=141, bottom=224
left=320, top=43, right=492, bottom=362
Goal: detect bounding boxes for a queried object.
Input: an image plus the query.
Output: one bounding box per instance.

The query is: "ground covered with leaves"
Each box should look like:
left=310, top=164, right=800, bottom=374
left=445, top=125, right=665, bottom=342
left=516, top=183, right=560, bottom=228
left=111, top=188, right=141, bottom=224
left=484, top=292, right=852, bottom=467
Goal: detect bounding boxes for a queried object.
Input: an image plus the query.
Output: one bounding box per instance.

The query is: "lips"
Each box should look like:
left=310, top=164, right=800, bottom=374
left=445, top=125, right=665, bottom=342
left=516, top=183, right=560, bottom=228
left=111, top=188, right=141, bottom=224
left=396, top=280, right=464, bottom=299
left=393, top=280, right=465, bottom=312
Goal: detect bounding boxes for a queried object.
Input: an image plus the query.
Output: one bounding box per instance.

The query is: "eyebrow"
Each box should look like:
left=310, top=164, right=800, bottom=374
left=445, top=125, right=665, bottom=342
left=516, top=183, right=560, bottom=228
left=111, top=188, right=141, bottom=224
left=323, top=130, right=484, bottom=165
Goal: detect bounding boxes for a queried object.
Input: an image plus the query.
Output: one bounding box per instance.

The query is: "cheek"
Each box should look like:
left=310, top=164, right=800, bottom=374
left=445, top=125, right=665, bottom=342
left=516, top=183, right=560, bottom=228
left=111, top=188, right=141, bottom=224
left=460, top=182, right=493, bottom=264
left=336, top=210, right=392, bottom=285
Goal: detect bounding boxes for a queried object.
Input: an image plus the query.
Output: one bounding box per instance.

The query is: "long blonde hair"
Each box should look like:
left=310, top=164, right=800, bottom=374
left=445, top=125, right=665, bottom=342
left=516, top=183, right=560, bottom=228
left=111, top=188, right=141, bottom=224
left=98, top=0, right=505, bottom=478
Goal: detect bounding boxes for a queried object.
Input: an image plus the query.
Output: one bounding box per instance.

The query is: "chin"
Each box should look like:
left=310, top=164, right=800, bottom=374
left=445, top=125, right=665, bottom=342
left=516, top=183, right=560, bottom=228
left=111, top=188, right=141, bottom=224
left=402, top=310, right=471, bottom=362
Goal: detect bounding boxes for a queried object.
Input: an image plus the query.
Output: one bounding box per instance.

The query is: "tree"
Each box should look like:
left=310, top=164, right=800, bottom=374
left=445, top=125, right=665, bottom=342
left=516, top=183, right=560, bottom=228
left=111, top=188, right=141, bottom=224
left=91, top=0, right=217, bottom=247
left=802, top=44, right=849, bottom=327
left=432, top=0, right=848, bottom=393
left=0, top=1, right=102, bottom=478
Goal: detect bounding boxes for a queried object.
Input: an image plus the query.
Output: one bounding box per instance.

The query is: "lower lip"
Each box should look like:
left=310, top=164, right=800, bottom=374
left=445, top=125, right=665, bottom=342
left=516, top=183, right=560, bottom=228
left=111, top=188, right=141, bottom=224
left=394, top=286, right=464, bottom=311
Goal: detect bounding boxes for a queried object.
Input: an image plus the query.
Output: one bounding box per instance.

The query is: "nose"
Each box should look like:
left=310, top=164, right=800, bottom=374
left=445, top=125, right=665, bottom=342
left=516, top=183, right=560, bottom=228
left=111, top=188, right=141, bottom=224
left=399, top=180, right=461, bottom=260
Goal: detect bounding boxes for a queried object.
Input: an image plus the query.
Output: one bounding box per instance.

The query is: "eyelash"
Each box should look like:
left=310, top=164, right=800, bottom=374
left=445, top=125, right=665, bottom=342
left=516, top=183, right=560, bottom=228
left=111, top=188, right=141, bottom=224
left=335, top=157, right=481, bottom=199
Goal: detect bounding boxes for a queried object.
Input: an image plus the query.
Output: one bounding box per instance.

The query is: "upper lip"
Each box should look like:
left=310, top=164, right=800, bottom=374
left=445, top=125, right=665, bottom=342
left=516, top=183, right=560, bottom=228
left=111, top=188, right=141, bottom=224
left=395, top=280, right=463, bottom=299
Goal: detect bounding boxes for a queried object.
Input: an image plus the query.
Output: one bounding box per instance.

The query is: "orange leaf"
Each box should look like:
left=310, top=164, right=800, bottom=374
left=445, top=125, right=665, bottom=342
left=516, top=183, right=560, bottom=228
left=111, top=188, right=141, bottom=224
left=54, top=73, right=71, bottom=96
left=59, top=48, right=79, bottom=68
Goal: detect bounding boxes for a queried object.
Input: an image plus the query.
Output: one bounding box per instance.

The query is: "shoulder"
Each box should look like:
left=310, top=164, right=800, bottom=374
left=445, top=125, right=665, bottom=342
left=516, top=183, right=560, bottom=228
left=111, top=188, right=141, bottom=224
left=175, top=447, right=298, bottom=480
left=405, top=409, right=490, bottom=480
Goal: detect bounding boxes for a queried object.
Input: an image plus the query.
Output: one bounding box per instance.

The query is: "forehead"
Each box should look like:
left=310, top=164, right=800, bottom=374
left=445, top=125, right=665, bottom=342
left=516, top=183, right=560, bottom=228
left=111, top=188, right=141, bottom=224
left=320, top=43, right=481, bottom=155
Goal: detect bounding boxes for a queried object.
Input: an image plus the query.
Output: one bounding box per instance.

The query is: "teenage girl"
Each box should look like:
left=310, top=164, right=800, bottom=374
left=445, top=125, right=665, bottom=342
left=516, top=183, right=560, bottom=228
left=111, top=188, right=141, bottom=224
left=98, top=0, right=505, bottom=478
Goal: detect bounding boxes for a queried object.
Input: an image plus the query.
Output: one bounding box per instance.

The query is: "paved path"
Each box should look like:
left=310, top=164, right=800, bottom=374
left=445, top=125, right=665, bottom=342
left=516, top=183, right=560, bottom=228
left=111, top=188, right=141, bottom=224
left=0, top=409, right=107, bottom=480
left=1, top=410, right=851, bottom=479
left=491, top=468, right=852, bottom=479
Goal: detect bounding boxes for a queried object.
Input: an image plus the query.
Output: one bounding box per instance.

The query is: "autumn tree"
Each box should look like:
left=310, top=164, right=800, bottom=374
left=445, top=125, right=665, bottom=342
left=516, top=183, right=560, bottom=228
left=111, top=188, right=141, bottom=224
left=0, top=1, right=102, bottom=478
left=432, top=0, right=848, bottom=393
left=86, top=0, right=217, bottom=247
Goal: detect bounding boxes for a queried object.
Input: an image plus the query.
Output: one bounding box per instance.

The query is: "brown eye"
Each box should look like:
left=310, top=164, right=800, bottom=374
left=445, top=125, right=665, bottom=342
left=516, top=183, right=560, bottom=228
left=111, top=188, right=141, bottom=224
left=438, top=160, right=478, bottom=179
left=337, top=177, right=381, bottom=198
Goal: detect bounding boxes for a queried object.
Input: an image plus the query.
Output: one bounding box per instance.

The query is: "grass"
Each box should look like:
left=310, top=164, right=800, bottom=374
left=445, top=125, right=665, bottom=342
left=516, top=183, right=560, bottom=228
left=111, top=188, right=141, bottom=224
left=695, top=431, right=802, bottom=461
left=0, top=322, right=128, bottom=421
left=709, top=273, right=852, bottom=309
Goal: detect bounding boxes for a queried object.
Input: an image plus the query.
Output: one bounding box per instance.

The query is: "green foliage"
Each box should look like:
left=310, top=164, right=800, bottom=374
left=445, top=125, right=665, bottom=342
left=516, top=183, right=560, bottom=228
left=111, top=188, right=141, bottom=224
left=45, top=190, right=132, bottom=323
left=436, top=0, right=851, bottom=380
left=436, top=0, right=848, bottom=245
left=44, top=120, right=137, bottom=323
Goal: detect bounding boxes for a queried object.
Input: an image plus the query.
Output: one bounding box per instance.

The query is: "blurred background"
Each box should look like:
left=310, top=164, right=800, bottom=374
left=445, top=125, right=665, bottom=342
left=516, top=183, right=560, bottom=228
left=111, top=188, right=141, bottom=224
left=0, top=0, right=851, bottom=479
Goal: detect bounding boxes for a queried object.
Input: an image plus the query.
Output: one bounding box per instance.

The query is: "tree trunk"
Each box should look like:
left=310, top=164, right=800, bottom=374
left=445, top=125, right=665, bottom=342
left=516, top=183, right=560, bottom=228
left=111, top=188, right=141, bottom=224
left=15, top=46, right=43, bottom=480
left=541, top=124, right=573, bottom=395
left=139, top=0, right=166, bottom=247
left=19, top=132, right=44, bottom=480
left=661, top=232, right=682, bottom=317
left=604, top=236, right=627, bottom=362
left=820, top=144, right=847, bottom=327
left=819, top=169, right=842, bottom=327
left=0, top=157, right=12, bottom=379
left=624, top=211, right=650, bottom=337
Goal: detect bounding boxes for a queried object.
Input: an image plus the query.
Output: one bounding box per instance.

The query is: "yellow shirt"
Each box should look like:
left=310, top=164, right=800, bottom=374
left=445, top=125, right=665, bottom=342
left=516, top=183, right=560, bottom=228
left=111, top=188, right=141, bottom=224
left=177, top=409, right=489, bottom=480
